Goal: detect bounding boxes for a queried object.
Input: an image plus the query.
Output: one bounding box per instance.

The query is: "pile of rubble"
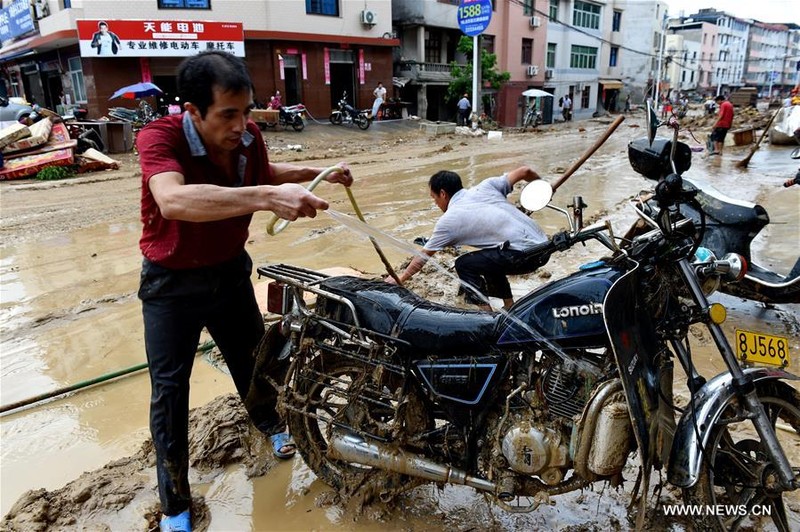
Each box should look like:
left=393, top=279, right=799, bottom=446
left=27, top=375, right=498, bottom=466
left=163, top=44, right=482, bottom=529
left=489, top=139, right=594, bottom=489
left=680, top=105, right=774, bottom=131
left=0, top=116, right=119, bottom=181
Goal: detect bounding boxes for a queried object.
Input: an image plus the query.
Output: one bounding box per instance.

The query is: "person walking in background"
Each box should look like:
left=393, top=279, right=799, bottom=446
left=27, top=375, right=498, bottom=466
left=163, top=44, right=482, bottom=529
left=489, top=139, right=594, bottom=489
left=709, top=94, right=734, bottom=156
left=136, top=51, right=353, bottom=532
left=457, top=93, right=471, bottom=126
left=624, top=94, right=631, bottom=114
left=562, top=94, right=572, bottom=121
left=372, top=81, right=387, bottom=119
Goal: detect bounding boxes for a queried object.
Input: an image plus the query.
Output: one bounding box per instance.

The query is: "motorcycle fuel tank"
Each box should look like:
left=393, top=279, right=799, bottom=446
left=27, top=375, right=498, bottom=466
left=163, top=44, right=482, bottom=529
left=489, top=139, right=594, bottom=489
left=497, top=265, right=624, bottom=348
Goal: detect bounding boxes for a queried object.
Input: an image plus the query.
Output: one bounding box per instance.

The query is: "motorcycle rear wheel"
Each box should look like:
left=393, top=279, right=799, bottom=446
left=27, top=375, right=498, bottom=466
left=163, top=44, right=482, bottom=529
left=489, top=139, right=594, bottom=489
left=291, top=116, right=305, bottom=132
left=682, top=381, right=800, bottom=531
left=355, top=115, right=371, bottom=130
left=329, top=112, right=343, bottom=125
left=286, top=351, right=431, bottom=497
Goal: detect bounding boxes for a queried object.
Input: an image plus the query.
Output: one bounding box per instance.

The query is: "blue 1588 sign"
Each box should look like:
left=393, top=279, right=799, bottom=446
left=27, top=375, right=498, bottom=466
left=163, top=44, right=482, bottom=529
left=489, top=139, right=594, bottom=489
left=457, top=0, right=492, bottom=37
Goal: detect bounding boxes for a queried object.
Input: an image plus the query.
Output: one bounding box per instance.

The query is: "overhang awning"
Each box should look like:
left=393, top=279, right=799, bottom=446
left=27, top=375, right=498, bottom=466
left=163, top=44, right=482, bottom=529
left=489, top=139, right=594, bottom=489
left=598, top=79, right=623, bottom=90
left=393, top=77, right=410, bottom=88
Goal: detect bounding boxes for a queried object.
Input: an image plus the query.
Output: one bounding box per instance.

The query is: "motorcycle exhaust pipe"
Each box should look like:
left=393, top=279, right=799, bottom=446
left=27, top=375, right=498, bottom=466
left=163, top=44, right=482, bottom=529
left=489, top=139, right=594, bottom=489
left=328, top=432, right=496, bottom=494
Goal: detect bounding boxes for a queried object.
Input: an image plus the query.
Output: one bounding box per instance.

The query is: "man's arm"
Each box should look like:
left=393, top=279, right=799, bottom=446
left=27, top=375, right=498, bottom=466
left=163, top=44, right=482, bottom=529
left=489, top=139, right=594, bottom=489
left=269, top=161, right=353, bottom=187
left=506, top=166, right=542, bottom=187
left=148, top=171, right=327, bottom=223
left=386, top=249, right=436, bottom=284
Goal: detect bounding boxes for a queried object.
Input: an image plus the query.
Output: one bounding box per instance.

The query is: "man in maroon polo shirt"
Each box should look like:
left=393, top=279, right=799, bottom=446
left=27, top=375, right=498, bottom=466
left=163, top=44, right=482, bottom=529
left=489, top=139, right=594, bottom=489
left=137, top=51, right=352, bottom=532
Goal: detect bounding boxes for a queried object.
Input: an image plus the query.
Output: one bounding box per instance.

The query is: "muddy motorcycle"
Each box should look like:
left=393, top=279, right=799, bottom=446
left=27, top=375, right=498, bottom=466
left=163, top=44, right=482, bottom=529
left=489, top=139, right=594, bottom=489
left=627, top=106, right=800, bottom=304
left=257, top=178, right=798, bottom=530
left=264, top=104, right=306, bottom=132
left=329, top=91, right=371, bottom=130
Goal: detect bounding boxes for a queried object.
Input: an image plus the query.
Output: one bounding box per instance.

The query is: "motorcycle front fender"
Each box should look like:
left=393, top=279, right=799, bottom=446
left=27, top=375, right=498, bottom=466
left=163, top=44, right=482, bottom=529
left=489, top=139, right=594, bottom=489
left=668, top=366, right=799, bottom=488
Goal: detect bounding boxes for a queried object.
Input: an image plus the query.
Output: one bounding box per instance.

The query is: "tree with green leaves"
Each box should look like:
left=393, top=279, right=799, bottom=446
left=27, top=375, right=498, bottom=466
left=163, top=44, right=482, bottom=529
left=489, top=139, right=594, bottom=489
left=448, top=35, right=511, bottom=117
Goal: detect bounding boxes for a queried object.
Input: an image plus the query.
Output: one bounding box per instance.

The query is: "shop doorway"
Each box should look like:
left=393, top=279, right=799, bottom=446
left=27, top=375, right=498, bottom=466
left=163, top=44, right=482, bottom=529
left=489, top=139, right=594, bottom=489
left=282, top=54, right=302, bottom=106
left=328, top=49, right=356, bottom=109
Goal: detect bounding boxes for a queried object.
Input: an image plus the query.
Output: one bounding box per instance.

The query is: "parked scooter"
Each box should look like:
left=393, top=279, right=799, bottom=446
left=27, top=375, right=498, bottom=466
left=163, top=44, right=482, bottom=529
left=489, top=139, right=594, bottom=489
left=329, top=91, right=371, bottom=130
left=254, top=159, right=797, bottom=529
left=263, top=104, right=306, bottom=132
left=522, top=105, right=543, bottom=129
left=107, top=100, right=158, bottom=129
left=627, top=105, right=800, bottom=304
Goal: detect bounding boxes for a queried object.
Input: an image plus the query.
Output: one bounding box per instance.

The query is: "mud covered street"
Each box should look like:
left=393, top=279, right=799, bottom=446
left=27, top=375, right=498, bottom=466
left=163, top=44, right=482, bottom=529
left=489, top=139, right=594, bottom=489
left=1, top=113, right=799, bottom=530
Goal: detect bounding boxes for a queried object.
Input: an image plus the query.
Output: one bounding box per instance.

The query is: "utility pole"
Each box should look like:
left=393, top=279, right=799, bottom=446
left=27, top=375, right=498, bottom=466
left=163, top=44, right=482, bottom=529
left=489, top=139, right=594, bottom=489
left=767, top=56, right=775, bottom=101
left=654, top=18, right=666, bottom=105
left=472, top=34, right=479, bottom=128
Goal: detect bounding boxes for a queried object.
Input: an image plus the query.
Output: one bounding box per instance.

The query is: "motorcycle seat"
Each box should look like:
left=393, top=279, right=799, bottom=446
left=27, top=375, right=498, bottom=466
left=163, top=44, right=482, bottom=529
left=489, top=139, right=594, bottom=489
left=318, top=276, right=501, bottom=356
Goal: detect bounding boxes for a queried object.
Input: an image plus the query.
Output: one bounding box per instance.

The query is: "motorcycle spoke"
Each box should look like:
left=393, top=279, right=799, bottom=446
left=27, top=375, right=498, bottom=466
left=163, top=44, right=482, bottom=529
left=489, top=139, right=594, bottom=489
left=769, top=496, right=790, bottom=532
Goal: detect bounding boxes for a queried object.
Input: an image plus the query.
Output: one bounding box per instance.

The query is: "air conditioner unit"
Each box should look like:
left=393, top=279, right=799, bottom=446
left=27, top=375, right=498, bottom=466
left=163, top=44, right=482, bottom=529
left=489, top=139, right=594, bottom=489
left=361, top=10, right=377, bottom=25
left=526, top=65, right=539, bottom=76
left=544, top=68, right=554, bottom=79
left=529, top=16, right=541, bottom=28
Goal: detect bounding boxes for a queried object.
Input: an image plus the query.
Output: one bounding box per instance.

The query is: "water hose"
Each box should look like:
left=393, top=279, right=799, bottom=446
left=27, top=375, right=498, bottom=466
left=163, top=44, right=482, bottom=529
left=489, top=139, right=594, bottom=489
left=265, top=166, right=401, bottom=283
left=0, top=340, right=216, bottom=415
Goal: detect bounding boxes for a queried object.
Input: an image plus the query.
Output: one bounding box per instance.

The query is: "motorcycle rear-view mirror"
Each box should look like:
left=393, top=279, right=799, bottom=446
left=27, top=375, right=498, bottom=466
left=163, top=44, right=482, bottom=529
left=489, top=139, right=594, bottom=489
left=520, top=179, right=553, bottom=212
left=646, top=102, right=659, bottom=146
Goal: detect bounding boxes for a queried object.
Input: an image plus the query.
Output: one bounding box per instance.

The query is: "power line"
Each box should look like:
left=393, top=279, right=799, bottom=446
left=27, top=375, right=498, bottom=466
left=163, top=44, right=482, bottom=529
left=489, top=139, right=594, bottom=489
left=502, top=0, right=798, bottom=67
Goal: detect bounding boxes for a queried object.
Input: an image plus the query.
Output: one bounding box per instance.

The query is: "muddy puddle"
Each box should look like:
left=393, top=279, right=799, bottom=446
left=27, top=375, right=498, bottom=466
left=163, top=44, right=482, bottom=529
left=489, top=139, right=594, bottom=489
left=1, top=116, right=798, bottom=530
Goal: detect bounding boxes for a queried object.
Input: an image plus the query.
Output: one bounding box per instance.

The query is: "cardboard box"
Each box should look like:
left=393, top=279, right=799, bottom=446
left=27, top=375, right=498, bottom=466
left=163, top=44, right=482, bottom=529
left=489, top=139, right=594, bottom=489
left=731, top=127, right=754, bottom=146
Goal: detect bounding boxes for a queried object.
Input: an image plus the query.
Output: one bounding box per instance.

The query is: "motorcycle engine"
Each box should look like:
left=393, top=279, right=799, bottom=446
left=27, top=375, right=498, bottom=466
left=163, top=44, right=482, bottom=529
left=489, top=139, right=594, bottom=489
left=500, top=421, right=569, bottom=482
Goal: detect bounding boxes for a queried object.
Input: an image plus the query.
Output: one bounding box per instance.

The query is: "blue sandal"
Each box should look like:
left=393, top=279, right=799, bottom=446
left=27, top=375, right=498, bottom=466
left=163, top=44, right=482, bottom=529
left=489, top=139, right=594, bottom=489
left=270, top=432, right=296, bottom=459
left=160, top=509, right=191, bottom=531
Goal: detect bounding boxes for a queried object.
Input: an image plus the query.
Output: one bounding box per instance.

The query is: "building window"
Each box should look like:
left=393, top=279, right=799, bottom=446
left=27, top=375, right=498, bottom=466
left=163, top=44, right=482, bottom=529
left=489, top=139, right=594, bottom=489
left=546, top=42, right=556, bottom=68
left=158, top=0, right=211, bottom=8
left=612, top=10, right=621, bottom=32
left=570, top=45, right=597, bottom=69
left=306, top=0, right=339, bottom=16
left=425, top=32, right=441, bottom=64
left=522, top=38, right=533, bottom=64
left=481, top=35, right=495, bottom=54
left=703, top=33, right=707, bottom=44
left=549, top=0, right=558, bottom=20
left=68, top=57, right=87, bottom=103
left=609, top=46, right=618, bottom=67
left=581, top=85, right=590, bottom=108
left=573, top=1, right=600, bottom=30
left=523, top=0, right=533, bottom=16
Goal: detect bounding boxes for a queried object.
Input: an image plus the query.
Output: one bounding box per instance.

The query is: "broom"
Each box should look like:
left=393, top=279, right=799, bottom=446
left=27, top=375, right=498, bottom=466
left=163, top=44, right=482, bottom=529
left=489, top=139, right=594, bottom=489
left=735, top=109, right=780, bottom=168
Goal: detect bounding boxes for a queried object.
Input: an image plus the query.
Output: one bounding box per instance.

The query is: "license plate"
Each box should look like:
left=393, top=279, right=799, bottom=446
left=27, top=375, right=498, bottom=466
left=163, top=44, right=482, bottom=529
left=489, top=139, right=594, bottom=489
left=735, top=329, right=791, bottom=367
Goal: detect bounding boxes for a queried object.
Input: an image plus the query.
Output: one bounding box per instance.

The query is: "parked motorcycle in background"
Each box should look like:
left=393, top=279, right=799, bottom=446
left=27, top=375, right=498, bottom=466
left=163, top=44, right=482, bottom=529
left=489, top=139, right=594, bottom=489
left=522, top=105, right=543, bottom=129
left=107, top=100, right=158, bottom=130
left=329, top=91, right=371, bottom=130
left=265, top=104, right=306, bottom=132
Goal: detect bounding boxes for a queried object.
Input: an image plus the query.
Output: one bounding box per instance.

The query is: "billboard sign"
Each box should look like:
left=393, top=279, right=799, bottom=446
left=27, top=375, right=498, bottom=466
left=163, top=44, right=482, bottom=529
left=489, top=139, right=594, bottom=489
left=0, top=0, right=35, bottom=42
left=76, top=19, right=244, bottom=57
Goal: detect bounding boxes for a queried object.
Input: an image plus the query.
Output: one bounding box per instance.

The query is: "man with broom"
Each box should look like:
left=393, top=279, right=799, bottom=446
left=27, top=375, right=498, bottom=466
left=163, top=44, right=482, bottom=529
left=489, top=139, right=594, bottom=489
left=709, top=95, right=734, bottom=156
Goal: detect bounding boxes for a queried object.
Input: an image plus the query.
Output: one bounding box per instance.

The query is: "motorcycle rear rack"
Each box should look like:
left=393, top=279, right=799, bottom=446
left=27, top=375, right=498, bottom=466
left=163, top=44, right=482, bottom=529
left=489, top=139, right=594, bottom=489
left=257, top=263, right=365, bottom=331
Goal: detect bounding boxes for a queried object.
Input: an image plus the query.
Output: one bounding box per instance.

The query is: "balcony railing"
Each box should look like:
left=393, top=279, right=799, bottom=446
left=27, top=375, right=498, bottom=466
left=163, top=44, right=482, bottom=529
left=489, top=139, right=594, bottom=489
left=398, top=60, right=468, bottom=83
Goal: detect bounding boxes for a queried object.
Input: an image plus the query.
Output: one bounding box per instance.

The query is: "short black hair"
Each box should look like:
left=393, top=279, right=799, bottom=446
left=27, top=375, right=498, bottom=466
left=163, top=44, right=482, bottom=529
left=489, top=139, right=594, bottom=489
left=177, top=51, right=253, bottom=118
left=98, top=21, right=108, bottom=28
left=429, top=170, right=463, bottom=197
left=714, top=95, right=725, bottom=102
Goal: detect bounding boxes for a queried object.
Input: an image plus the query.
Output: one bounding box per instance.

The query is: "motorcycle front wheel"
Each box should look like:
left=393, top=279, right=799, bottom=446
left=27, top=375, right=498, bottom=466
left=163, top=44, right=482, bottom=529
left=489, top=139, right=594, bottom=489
left=355, top=115, right=371, bottom=130
left=291, top=115, right=304, bottom=132
left=683, top=381, right=800, bottom=531
left=329, top=112, right=342, bottom=125
left=286, top=351, right=431, bottom=497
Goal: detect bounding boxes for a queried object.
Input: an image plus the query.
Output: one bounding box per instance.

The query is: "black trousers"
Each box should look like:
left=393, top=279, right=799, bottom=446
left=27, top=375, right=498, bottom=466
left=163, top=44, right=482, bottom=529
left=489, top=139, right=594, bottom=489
left=455, top=244, right=551, bottom=305
left=139, top=251, right=280, bottom=516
